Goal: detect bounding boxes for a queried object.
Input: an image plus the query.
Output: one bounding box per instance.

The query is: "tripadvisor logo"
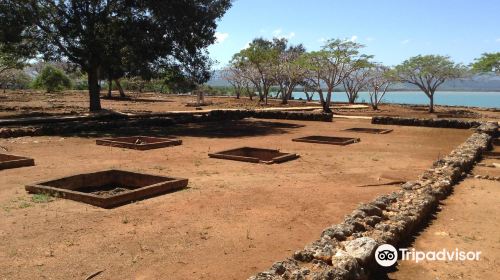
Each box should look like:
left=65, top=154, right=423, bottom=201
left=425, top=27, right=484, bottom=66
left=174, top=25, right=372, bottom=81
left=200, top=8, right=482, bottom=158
left=375, top=244, right=398, bottom=267
left=375, top=244, right=482, bottom=267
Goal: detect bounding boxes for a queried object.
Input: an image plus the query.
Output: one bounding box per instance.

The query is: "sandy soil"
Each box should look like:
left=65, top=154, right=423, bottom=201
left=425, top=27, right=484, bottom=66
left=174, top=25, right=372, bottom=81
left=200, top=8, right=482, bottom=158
left=0, top=118, right=471, bottom=279
left=0, top=90, right=499, bottom=121
left=387, top=144, right=500, bottom=280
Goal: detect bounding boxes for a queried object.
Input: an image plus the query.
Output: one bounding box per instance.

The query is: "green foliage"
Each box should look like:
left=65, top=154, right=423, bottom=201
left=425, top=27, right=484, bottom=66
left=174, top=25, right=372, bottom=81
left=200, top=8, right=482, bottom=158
left=471, top=52, right=500, bottom=74
left=162, top=68, right=198, bottom=94
left=0, top=0, right=232, bottom=111
left=31, top=193, right=54, bottom=203
left=394, top=55, right=466, bottom=112
left=32, top=65, right=72, bottom=93
left=394, top=55, right=466, bottom=93
left=0, top=45, right=26, bottom=74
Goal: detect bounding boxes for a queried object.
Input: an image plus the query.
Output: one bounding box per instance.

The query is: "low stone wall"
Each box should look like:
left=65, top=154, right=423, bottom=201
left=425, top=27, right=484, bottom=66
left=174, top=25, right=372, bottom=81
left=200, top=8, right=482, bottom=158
left=0, top=110, right=332, bottom=138
left=372, top=116, right=482, bottom=129
left=249, top=121, right=498, bottom=280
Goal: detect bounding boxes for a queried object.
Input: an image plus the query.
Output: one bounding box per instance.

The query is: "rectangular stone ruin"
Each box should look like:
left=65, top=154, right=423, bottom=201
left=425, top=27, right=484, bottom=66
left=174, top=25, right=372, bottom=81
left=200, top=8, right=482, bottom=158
left=96, top=136, right=181, bottom=150
left=292, top=136, right=360, bottom=146
left=25, top=170, right=188, bottom=208
left=0, top=153, right=35, bottom=170
left=208, top=147, right=299, bottom=164
left=343, top=127, right=393, bottom=134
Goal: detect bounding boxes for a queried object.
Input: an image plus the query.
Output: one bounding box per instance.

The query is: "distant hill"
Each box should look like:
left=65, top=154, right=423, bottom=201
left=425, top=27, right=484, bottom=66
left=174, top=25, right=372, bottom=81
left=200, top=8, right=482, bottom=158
left=207, top=71, right=500, bottom=91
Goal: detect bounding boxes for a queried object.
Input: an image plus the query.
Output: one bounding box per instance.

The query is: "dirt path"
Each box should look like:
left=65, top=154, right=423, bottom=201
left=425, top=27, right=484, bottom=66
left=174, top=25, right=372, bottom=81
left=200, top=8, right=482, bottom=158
left=387, top=146, right=500, bottom=280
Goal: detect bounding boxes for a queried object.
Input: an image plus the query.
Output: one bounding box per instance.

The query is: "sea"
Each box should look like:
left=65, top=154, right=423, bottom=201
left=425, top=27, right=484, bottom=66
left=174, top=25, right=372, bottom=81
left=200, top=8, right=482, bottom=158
left=290, top=91, right=500, bottom=109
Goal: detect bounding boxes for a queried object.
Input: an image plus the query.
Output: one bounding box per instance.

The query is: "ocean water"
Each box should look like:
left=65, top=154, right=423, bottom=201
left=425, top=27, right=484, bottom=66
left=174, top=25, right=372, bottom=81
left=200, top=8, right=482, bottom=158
left=290, top=91, right=500, bottom=108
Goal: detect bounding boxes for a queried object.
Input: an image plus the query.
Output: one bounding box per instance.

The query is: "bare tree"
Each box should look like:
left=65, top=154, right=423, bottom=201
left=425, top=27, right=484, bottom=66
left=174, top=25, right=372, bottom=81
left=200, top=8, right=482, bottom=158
left=343, top=67, right=371, bottom=104
left=301, top=83, right=316, bottom=102
left=221, top=66, right=250, bottom=99
left=271, top=42, right=306, bottom=104
left=303, top=39, right=371, bottom=113
left=366, top=65, right=393, bottom=110
left=231, top=38, right=279, bottom=104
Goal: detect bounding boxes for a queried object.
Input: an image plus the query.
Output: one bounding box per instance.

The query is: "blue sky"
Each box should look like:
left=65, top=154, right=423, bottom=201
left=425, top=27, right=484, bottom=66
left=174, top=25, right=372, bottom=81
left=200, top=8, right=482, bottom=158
left=208, top=0, right=500, bottom=68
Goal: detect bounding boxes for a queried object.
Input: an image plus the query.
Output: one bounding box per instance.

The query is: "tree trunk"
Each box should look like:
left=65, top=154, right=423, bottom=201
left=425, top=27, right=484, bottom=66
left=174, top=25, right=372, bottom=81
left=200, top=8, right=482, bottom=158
left=322, top=90, right=333, bottom=113
left=347, top=92, right=356, bottom=104
left=115, top=79, right=126, bottom=97
left=429, top=95, right=434, bottom=113
left=304, top=91, right=310, bottom=101
left=107, top=77, right=112, bottom=98
left=88, top=66, right=102, bottom=112
left=321, top=99, right=332, bottom=113
left=264, top=87, right=269, bottom=105
left=281, top=87, right=288, bottom=105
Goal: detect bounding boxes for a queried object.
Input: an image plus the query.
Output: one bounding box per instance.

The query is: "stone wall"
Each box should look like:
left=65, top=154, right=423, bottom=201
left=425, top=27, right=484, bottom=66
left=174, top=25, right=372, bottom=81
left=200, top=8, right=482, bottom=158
left=372, top=116, right=482, bottom=129
left=249, top=121, right=498, bottom=280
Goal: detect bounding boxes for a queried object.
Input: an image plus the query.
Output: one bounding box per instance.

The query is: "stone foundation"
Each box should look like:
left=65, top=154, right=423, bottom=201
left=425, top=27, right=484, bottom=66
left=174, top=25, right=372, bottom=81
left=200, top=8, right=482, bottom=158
left=372, top=116, right=482, bottom=129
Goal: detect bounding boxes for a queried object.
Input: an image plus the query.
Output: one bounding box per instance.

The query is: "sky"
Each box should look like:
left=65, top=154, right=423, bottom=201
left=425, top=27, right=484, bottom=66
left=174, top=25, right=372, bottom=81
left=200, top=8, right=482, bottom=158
left=207, top=0, right=500, bottom=69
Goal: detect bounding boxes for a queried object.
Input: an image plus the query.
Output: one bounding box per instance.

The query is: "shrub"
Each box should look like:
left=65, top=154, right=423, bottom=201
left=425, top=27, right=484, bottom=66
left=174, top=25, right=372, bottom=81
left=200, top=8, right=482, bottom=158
left=32, top=65, right=72, bottom=92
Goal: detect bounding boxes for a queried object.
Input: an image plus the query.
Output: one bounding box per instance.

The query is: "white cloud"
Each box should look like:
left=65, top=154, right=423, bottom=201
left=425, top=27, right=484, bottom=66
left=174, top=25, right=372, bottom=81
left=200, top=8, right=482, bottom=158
left=349, top=35, right=358, bottom=42
left=365, top=37, right=375, bottom=42
left=496, top=38, right=500, bottom=42
left=215, top=32, right=229, bottom=44
left=272, top=28, right=295, bottom=40
left=401, top=39, right=411, bottom=45
left=318, top=37, right=327, bottom=43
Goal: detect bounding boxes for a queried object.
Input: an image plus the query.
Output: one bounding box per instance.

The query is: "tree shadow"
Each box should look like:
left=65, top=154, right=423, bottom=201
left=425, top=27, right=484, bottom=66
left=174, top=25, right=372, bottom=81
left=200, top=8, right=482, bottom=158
left=100, top=96, right=174, bottom=103
left=56, top=119, right=305, bottom=139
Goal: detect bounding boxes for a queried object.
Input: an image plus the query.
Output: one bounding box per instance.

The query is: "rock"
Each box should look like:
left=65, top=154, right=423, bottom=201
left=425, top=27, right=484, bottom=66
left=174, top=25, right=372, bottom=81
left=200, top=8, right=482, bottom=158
left=342, top=237, right=378, bottom=265
left=322, top=224, right=354, bottom=241
left=331, top=250, right=367, bottom=280
left=357, top=204, right=383, bottom=217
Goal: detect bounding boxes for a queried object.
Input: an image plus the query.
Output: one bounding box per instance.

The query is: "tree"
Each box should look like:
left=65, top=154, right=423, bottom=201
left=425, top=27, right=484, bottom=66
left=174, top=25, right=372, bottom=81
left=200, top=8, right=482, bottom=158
left=231, top=38, right=281, bottom=104
left=0, top=0, right=231, bottom=111
left=366, top=65, right=393, bottom=110
left=394, top=55, right=466, bottom=113
left=303, top=39, right=371, bottom=113
left=162, top=67, right=198, bottom=94
left=32, top=65, right=71, bottom=92
left=271, top=40, right=306, bottom=104
left=301, top=84, right=316, bottom=102
left=471, top=52, right=500, bottom=74
left=0, top=68, right=31, bottom=92
left=0, top=46, right=26, bottom=77
left=343, top=67, right=371, bottom=104
left=221, top=66, right=249, bottom=99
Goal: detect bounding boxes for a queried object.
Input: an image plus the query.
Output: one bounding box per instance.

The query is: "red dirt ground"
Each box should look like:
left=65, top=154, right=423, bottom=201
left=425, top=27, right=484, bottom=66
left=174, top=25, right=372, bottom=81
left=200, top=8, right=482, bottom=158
left=387, top=145, right=500, bottom=279
left=0, top=117, right=471, bottom=279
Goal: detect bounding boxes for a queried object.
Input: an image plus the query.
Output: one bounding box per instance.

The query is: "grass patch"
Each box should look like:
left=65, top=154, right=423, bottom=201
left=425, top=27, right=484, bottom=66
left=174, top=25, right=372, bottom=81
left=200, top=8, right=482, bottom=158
left=31, top=193, right=54, bottom=203
left=18, top=201, right=32, bottom=209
